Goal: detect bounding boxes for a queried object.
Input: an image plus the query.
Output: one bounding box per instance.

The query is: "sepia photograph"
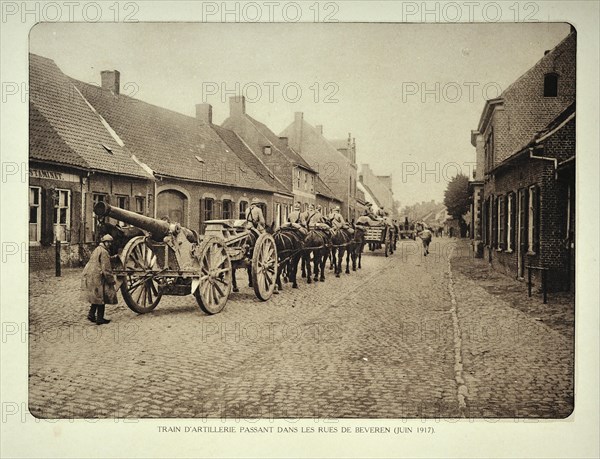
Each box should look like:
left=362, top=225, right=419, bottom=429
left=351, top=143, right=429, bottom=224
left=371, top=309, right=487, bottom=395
left=1, top=1, right=599, bottom=458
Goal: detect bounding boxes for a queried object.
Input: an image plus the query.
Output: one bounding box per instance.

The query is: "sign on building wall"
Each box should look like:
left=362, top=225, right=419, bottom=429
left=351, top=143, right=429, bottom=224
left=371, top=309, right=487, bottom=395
left=30, top=168, right=79, bottom=183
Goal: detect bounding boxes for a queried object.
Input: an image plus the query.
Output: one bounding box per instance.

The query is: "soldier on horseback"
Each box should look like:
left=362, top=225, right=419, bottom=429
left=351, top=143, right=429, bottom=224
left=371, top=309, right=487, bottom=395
left=285, top=201, right=308, bottom=235
left=246, top=197, right=266, bottom=234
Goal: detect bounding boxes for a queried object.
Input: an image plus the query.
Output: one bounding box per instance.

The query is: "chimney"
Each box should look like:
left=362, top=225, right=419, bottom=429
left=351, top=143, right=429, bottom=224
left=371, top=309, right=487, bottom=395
left=101, top=70, right=120, bottom=95
left=195, top=103, right=213, bottom=124
left=316, top=125, right=323, bottom=135
left=279, top=136, right=288, bottom=146
left=230, top=95, right=246, bottom=117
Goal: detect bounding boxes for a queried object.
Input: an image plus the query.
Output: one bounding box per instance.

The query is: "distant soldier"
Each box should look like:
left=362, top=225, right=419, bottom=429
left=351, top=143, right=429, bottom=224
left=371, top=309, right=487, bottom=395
left=418, top=226, right=433, bottom=256
left=246, top=197, right=266, bottom=233
left=306, top=203, right=322, bottom=229
left=376, top=206, right=386, bottom=218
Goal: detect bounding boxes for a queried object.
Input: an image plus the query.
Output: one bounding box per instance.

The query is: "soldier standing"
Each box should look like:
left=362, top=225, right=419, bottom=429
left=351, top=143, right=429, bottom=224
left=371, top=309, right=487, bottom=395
left=81, top=234, right=117, bottom=325
left=246, top=197, right=266, bottom=233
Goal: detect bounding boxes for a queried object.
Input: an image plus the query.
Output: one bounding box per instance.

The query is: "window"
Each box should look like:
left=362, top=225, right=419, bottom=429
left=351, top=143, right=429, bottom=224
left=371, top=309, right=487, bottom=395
left=239, top=200, right=248, bottom=219
left=223, top=199, right=233, bottom=219
left=498, top=195, right=505, bottom=250
left=203, top=198, right=214, bottom=222
left=310, top=175, right=315, bottom=193
left=29, top=187, right=41, bottom=242
left=491, top=196, right=498, bottom=248
left=544, top=73, right=558, bottom=97
left=263, top=146, right=272, bottom=155
left=304, top=172, right=308, bottom=191
left=116, top=195, right=128, bottom=210
left=275, top=203, right=282, bottom=229
left=296, top=169, right=301, bottom=189
left=92, top=193, right=108, bottom=240
left=135, top=196, right=145, bottom=215
left=54, top=189, right=71, bottom=242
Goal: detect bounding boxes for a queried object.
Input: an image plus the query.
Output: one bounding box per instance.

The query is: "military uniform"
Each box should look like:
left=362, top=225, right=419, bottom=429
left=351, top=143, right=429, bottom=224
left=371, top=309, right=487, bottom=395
left=246, top=204, right=266, bottom=233
left=330, top=211, right=345, bottom=230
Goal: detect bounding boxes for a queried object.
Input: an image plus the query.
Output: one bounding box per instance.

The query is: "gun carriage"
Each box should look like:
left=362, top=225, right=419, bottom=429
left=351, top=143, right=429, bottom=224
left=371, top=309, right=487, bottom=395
left=93, top=202, right=277, bottom=315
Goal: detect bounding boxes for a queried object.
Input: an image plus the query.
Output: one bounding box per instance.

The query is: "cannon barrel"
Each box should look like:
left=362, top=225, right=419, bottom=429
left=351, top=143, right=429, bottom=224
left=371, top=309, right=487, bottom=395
left=94, top=202, right=172, bottom=241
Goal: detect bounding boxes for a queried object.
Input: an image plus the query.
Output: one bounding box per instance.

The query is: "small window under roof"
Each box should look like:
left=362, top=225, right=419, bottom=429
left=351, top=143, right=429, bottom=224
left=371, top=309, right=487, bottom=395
left=101, top=144, right=113, bottom=154
left=195, top=155, right=205, bottom=163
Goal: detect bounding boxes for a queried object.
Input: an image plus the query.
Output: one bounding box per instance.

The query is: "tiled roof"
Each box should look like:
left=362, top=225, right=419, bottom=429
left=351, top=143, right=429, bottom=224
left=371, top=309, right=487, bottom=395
left=29, top=103, right=88, bottom=169
left=29, top=54, right=150, bottom=178
left=72, top=80, right=275, bottom=192
left=211, top=124, right=291, bottom=196
left=246, top=115, right=316, bottom=173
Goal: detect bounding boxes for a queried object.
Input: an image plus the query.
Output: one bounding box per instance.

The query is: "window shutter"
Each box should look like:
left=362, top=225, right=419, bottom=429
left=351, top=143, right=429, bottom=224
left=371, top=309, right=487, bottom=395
left=199, top=198, right=204, bottom=232
left=41, top=188, right=55, bottom=246
left=491, top=196, right=497, bottom=248
left=499, top=196, right=505, bottom=249
left=534, top=186, right=541, bottom=253
left=510, top=193, right=517, bottom=250
left=71, top=191, right=82, bottom=244
left=85, top=192, right=94, bottom=242
left=482, top=199, right=487, bottom=245
left=522, top=188, right=529, bottom=250
left=215, top=200, right=223, bottom=220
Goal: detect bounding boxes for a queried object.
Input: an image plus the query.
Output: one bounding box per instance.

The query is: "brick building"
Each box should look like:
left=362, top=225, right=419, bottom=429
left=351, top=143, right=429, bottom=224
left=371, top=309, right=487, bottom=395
left=280, top=114, right=358, bottom=220
left=221, top=97, right=320, bottom=223
left=74, top=79, right=278, bottom=236
left=470, top=30, right=576, bottom=291
left=29, top=54, right=153, bottom=270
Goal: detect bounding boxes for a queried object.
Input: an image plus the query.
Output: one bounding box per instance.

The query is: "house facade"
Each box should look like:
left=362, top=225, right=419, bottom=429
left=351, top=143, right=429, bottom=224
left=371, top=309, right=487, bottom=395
left=74, top=78, right=278, bottom=236
left=221, top=96, right=317, bottom=225
left=29, top=54, right=154, bottom=270
left=470, top=30, right=576, bottom=291
left=280, top=113, right=359, bottom=221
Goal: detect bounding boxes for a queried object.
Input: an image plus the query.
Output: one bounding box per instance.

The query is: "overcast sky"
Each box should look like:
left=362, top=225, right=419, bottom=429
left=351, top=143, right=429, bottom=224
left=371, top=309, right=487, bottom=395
left=30, top=22, right=571, bottom=207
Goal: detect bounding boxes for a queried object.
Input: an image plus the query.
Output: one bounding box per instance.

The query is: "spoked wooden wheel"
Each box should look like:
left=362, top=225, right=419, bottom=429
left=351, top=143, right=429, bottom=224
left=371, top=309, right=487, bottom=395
left=194, top=236, right=232, bottom=315
left=252, top=233, right=278, bottom=301
left=120, top=236, right=163, bottom=314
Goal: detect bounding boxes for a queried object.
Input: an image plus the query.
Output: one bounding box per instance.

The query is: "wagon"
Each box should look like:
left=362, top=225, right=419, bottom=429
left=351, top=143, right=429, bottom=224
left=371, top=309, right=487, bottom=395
left=94, top=203, right=277, bottom=315
left=363, top=224, right=394, bottom=257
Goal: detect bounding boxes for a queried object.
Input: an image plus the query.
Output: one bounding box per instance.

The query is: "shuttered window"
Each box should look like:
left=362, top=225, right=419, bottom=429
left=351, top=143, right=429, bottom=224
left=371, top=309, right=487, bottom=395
left=506, top=193, right=515, bottom=251
left=29, top=187, right=41, bottom=242
left=491, top=196, right=498, bottom=248
left=527, top=186, right=540, bottom=253
left=53, top=189, right=71, bottom=242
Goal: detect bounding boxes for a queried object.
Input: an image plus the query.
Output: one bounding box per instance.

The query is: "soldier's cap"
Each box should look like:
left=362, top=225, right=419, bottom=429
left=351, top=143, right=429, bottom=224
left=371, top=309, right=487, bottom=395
left=100, top=234, right=114, bottom=242
left=334, top=206, right=340, bottom=211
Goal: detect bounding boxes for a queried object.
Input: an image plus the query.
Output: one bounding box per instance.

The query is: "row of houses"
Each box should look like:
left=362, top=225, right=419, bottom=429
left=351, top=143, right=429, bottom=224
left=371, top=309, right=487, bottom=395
left=29, top=53, right=393, bottom=270
left=469, top=28, right=576, bottom=292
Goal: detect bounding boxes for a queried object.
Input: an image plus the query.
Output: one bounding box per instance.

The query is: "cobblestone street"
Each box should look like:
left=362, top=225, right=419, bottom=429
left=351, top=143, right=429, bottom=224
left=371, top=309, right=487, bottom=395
left=28, top=238, right=574, bottom=419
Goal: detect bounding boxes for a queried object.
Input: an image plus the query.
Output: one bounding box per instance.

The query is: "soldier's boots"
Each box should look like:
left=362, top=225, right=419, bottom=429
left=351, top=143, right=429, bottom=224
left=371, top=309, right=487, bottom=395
left=87, top=304, right=98, bottom=323
left=95, top=304, right=111, bottom=325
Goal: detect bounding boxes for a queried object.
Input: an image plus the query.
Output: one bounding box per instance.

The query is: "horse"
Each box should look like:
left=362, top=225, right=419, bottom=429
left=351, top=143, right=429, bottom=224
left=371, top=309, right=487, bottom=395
left=348, top=224, right=366, bottom=270
left=272, top=226, right=304, bottom=291
left=302, top=228, right=330, bottom=283
left=330, top=227, right=354, bottom=277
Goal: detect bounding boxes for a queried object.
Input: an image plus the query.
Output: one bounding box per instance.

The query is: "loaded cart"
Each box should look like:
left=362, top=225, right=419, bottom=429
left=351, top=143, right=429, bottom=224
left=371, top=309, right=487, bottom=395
left=363, top=224, right=394, bottom=257
left=93, top=202, right=278, bottom=315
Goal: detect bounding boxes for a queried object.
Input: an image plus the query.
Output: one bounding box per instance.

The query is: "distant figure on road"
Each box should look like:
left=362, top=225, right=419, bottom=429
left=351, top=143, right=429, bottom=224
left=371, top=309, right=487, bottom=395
left=418, top=225, right=433, bottom=257
left=81, top=234, right=118, bottom=325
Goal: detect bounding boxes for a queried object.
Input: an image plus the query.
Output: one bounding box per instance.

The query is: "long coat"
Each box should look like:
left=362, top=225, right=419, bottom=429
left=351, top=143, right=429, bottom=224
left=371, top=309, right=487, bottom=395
left=81, top=244, right=117, bottom=304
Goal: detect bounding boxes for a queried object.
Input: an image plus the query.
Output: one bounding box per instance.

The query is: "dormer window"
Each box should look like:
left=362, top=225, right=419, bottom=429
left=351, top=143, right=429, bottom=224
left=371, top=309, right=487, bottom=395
left=544, top=73, right=558, bottom=97
left=263, top=146, right=272, bottom=155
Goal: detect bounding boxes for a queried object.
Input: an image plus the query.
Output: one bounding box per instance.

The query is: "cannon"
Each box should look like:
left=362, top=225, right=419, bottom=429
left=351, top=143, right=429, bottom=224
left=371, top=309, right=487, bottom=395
left=94, top=202, right=277, bottom=315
